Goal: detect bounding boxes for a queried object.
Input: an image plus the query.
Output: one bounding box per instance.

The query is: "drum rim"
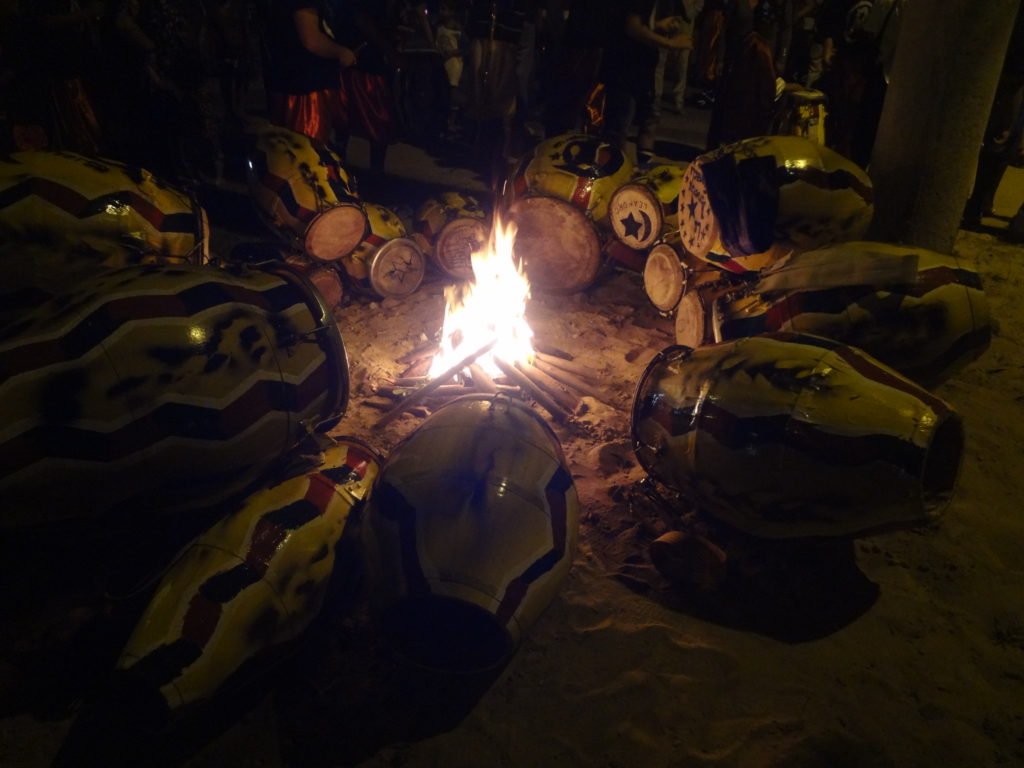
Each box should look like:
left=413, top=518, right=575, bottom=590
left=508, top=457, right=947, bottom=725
left=609, top=182, right=663, bottom=250
left=304, top=202, right=370, bottom=263
left=507, top=195, right=603, bottom=294
left=434, top=217, right=488, bottom=279
left=263, top=261, right=351, bottom=427
left=643, top=242, right=686, bottom=312
left=368, top=236, right=426, bottom=297
left=630, top=345, right=696, bottom=478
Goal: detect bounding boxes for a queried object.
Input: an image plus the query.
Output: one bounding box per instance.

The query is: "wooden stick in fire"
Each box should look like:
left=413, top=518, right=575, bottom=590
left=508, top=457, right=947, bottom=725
left=468, top=363, right=498, bottom=394
left=373, top=339, right=498, bottom=429
left=531, top=356, right=618, bottom=408
left=494, top=357, right=571, bottom=424
left=533, top=351, right=602, bottom=383
left=518, top=360, right=580, bottom=414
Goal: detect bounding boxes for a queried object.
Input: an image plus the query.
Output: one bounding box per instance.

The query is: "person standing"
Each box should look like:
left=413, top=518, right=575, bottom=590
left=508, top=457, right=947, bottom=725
left=653, top=0, right=703, bottom=115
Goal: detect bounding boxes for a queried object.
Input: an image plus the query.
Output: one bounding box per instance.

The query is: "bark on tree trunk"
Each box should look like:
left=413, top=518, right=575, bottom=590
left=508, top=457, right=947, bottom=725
left=868, top=0, right=1022, bottom=252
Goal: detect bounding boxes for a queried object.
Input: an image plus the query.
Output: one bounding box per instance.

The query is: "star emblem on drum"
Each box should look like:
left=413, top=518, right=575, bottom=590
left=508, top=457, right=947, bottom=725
left=621, top=212, right=643, bottom=239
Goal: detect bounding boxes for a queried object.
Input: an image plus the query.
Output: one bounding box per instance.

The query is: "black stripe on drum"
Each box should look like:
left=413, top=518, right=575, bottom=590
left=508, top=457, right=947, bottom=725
left=773, top=164, right=874, bottom=202
left=373, top=481, right=431, bottom=597
left=697, top=403, right=926, bottom=475
left=900, top=325, right=992, bottom=386
left=0, top=378, right=311, bottom=476
left=263, top=498, right=322, bottom=531
left=123, top=638, right=202, bottom=691
left=201, top=561, right=264, bottom=603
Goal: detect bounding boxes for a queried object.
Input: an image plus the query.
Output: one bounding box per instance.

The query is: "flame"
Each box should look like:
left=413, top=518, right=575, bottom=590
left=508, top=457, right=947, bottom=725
left=429, top=216, right=533, bottom=377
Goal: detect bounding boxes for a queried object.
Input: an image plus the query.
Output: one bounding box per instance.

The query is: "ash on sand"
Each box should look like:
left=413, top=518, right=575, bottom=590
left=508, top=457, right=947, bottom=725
left=2, top=232, right=1023, bottom=768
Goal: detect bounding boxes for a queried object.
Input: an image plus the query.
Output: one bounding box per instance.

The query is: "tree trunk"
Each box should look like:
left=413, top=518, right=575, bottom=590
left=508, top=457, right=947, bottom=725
left=868, top=0, right=1021, bottom=252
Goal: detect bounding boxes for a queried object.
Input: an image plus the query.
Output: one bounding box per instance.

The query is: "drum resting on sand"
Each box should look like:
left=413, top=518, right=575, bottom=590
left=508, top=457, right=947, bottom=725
left=363, top=394, right=579, bottom=672
left=0, top=262, right=349, bottom=528
left=609, top=163, right=688, bottom=251
left=342, top=203, right=426, bottom=298
left=413, top=191, right=489, bottom=281
left=246, top=119, right=368, bottom=264
left=677, top=135, right=873, bottom=275
left=632, top=334, right=964, bottom=539
left=0, top=150, right=209, bottom=264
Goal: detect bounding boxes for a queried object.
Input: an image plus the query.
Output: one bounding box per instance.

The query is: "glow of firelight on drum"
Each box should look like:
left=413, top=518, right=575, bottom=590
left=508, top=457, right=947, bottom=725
left=429, top=217, right=534, bottom=377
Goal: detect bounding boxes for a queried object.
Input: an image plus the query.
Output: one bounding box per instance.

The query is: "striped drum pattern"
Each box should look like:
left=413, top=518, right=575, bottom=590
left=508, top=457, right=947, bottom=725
left=677, top=135, right=873, bottom=275
left=0, top=150, right=208, bottom=263
left=717, top=242, right=991, bottom=387
left=632, top=334, right=964, bottom=539
left=0, top=263, right=349, bottom=527
left=362, top=395, right=579, bottom=672
left=115, top=439, right=380, bottom=718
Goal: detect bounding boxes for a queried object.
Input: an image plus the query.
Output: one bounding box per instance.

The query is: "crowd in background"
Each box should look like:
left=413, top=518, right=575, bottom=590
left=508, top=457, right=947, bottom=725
left=0, top=0, right=906, bottom=187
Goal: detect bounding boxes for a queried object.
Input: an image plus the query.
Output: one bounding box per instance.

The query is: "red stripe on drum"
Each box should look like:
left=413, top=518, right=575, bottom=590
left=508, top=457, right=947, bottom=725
left=18, top=177, right=182, bottom=234
left=570, top=176, right=594, bottom=213
left=364, top=233, right=386, bottom=248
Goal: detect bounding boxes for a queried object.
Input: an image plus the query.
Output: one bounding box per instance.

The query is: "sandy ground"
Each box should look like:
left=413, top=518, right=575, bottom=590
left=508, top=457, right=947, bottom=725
left=2, top=151, right=1024, bottom=767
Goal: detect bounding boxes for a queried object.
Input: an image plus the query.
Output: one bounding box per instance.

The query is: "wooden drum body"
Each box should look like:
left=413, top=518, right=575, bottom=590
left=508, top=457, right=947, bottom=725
left=362, top=395, right=579, bottom=672
left=632, top=335, right=964, bottom=539
left=507, top=195, right=602, bottom=294
left=246, top=120, right=367, bottom=263
left=609, top=163, right=688, bottom=251
left=717, top=242, right=991, bottom=387
left=677, top=136, right=873, bottom=275
left=342, top=203, right=426, bottom=298
left=0, top=262, right=350, bottom=527
left=413, top=191, right=489, bottom=281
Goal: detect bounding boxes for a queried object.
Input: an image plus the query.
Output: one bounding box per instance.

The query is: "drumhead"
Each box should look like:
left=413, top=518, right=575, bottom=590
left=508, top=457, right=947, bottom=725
left=304, top=203, right=368, bottom=263
left=368, top=237, right=426, bottom=298
left=508, top=196, right=602, bottom=295
left=674, top=290, right=710, bottom=348
left=677, top=161, right=720, bottom=262
left=609, top=183, right=662, bottom=250
left=434, top=217, right=487, bottom=280
left=643, top=243, right=686, bottom=313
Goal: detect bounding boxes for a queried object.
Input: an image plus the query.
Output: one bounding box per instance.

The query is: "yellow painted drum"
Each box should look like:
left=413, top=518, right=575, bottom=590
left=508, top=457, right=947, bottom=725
left=413, top=191, right=489, bottom=281
left=115, top=438, right=380, bottom=717
left=508, top=196, right=602, bottom=294
left=632, top=335, right=964, bottom=539
left=0, top=262, right=349, bottom=528
left=0, top=150, right=209, bottom=264
left=511, top=133, right=634, bottom=226
left=342, top=203, right=426, bottom=298
left=643, top=241, right=688, bottom=313
left=362, top=394, right=579, bottom=672
left=246, top=120, right=368, bottom=264
left=609, top=164, right=688, bottom=250
left=716, top=242, right=991, bottom=386
left=772, top=87, right=828, bottom=145
left=677, top=136, right=873, bottom=275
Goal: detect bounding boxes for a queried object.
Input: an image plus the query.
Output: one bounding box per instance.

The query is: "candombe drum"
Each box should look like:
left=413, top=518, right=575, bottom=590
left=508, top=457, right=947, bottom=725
left=715, top=242, right=992, bottom=387
left=631, top=334, right=964, bottom=539
left=110, top=438, right=379, bottom=724
left=643, top=241, right=689, bottom=315
left=609, top=163, right=688, bottom=251
left=228, top=240, right=345, bottom=310
left=362, top=394, right=579, bottom=672
left=507, top=133, right=634, bottom=293
left=0, top=262, right=349, bottom=528
left=341, top=202, right=426, bottom=299
left=412, top=191, right=489, bottom=281
left=771, top=87, right=828, bottom=145
left=0, top=150, right=209, bottom=264
left=246, top=119, right=368, bottom=263
left=677, top=135, right=873, bottom=275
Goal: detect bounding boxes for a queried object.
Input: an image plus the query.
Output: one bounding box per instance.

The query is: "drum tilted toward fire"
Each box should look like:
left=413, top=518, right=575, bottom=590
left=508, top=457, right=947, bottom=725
left=246, top=120, right=368, bottom=263
left=716, top=242, right=992, bottom=387
left=0, top=150, right=209, bottom=264
left=677, top=135, right=873, bottom=275
left=341, top=202, right=426, bottom=298
left=112, top=438, right=379, bottom=721
left=632, top=334, right=964, bottom=539
left=413, top=191, right=489, bottom=281
left=0, top=262, right=349, bottom=528
left=362, top=395, right=579, bottom=672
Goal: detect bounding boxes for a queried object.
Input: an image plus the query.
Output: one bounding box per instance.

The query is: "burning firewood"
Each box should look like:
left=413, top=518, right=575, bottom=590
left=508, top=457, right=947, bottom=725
left=494, top=357, right=571, bottom=424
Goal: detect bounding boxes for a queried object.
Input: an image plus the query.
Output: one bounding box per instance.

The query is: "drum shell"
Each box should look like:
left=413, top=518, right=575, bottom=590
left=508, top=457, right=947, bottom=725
left=609, top=164, right=688, bottom=250
left=508, top=195, right=603, bottom=294
left=362, top=394, right=579, bottom=672
left=513, top=133, right=634, bottom=225
left=117, top=439, right=380, bottom=713
left=0, top=262, right=350, bottom=528
left=412, top=192, right=489, bottom=280
left=631, top=334, right=964, bottom=539
left=643, top=241, right=687, bottom=313
left=717, top=242, right=992, bottom=386
left=284, top=252, right=345, bottom=309
left=677, top=136, right=873, bottom=275
left=0, top=150, right=209, bottom=264
left=343, top=203, right=426, bottom=298
left=246, top=121, right=367, bottom=262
